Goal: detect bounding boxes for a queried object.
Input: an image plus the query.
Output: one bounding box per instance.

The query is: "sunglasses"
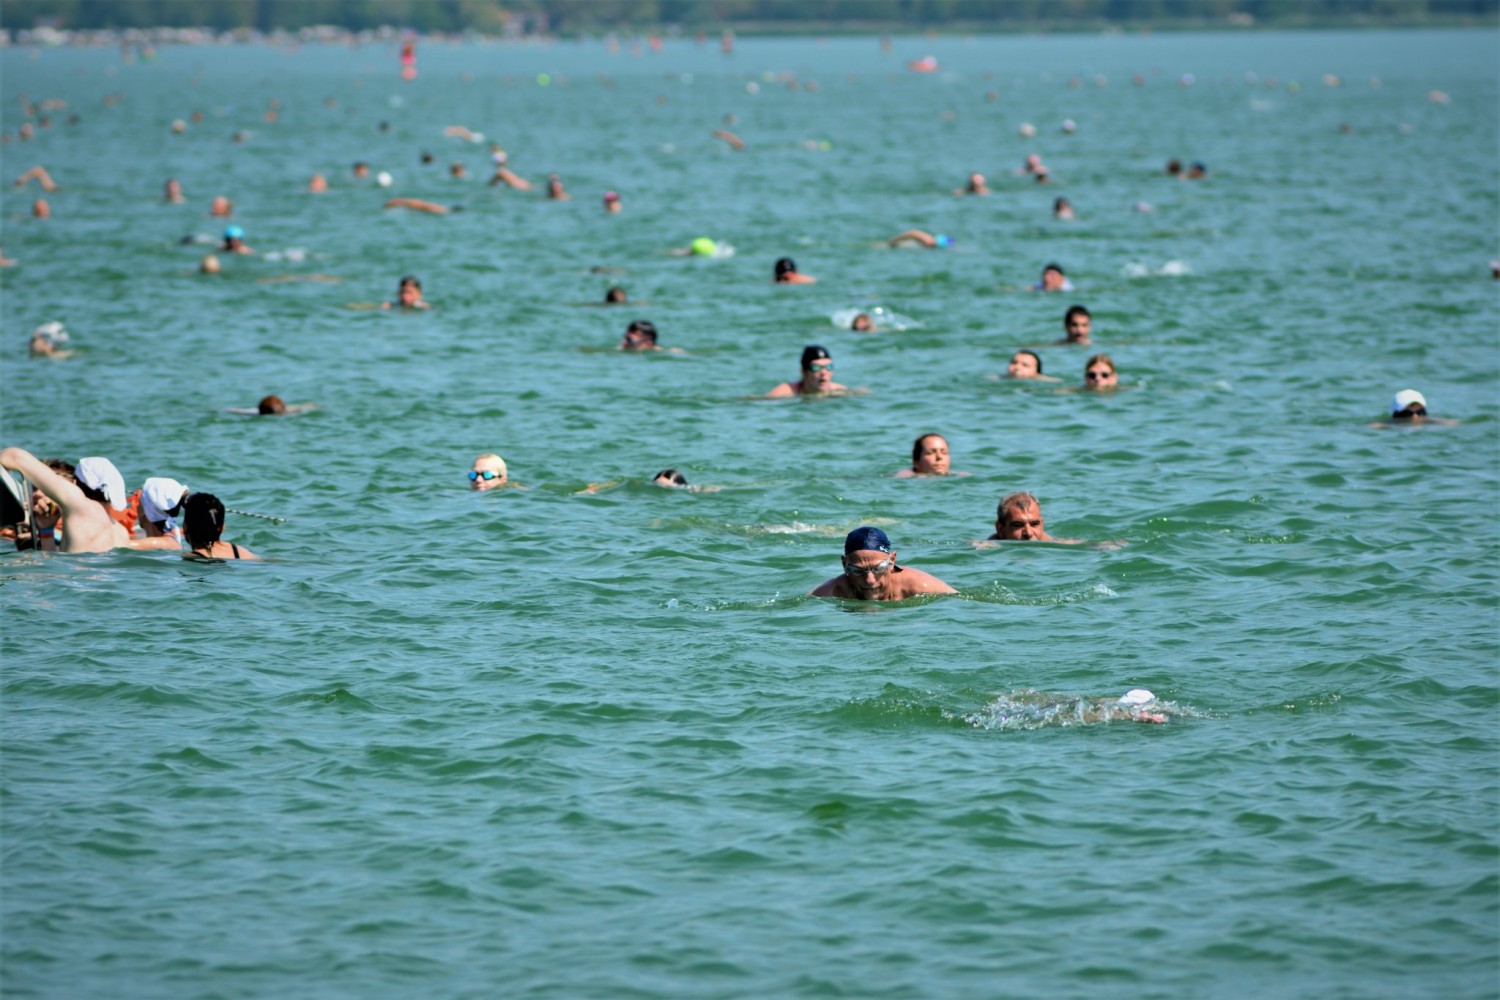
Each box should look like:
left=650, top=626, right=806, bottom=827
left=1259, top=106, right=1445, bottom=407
left=1086, top=370, right=1114, bottom=380
left=844, top=554, right=894, bottom=578
left=468, top=470, right=503, bottom=481
left=1394, top=407, right=1427, bottom=419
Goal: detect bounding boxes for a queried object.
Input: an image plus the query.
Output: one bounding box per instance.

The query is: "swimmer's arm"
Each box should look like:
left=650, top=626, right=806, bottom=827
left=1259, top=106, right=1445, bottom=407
left=0, top=447, right=91, bottom=520
left=765, top=383, right=796, bottom=399
left=809, top=575, right=849, bottom=597
left=126, top=536, right=182, bottom=551
left=902, top=569, right=957, bottom=596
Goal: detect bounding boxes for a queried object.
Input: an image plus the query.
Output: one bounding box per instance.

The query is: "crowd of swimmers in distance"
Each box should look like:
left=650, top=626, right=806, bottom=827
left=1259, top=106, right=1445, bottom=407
left=7, top=80, right=1463, bottom=583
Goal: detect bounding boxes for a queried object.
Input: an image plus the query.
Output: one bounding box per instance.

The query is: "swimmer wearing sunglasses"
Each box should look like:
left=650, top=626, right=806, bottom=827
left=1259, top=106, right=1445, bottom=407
left=468, top=453, right=523, bottom=491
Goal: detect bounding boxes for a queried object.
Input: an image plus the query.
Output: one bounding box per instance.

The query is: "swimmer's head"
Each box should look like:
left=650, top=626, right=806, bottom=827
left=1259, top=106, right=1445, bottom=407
left=1064, top=305, right=1091, bottom=342
left=851, top=313, right=873, bottom=332
left=470, top=453, right=507, bottom=490
left=934, top=234, right=954, bottom=248
left=652, top=469, right=688, bottom=488
left=911, top=433, right=950, bottom=475
left=603, top=190, right=621, bottom=212
left=1391, top=389, right=1427, bottom=419
left=1040, top=263, right=1066, bottom=290
left=183, top=493, right=226, bottom=549
left=800, top=345, right=832, bottom=371
left=376, top=171, right=393, bottom=187
left=223, top=225, right=245, bottom=241
left=199, top=254, right=220, bottom=274
left=1008, top=351, right=1043, bottom=379
left=258, top=394, right=287, bottom=415
left=604, top=286, right=628, bottom=304
left=844, top=526, right=892, bottom=555
left=774, top=257, right=798, bottom=280
left=690, top=237, right=717, bottom=256
left=620, top=319, right=658, bottom=350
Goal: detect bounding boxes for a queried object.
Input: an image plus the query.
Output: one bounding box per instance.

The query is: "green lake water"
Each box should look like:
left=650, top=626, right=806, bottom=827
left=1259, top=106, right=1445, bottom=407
left=2, top=28, right=1497, bottom=999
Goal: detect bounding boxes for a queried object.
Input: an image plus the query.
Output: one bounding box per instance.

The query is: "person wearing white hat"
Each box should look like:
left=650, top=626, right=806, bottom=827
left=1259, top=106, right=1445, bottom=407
left=0, top=447, right=129, bottom=552
left=1375, top=389, right=1456, bottom=428
left=140, top=477, right=190, bottom=544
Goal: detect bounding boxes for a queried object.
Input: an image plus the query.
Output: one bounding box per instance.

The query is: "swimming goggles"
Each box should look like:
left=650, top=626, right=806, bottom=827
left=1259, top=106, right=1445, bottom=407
left=468, top=470, right=502, bottom=481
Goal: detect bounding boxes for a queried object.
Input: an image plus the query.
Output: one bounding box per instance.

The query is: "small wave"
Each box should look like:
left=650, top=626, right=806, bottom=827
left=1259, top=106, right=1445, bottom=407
left=1121, top=260, right=1192, bottom=278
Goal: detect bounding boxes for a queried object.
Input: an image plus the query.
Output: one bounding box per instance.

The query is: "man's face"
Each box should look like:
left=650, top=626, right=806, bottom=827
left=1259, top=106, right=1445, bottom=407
left=914, top=436, right=950, bottom=475
left=1007, top=353, right=1040, bottom=379
left=1065, top=313, right=1091, bottom=342
left=804, top=358, right=834, bottom=392
left=842, top=548, right=896, bottom=599
left=398, top=284, right=422, bottom=307
left=1041, top=268, right=1065, bottom=291
left=1393, top=403, right=1428, bottom=422
left=469, top=458, right=506, bottom=491
left=997, top=503, right=1045, bottom=540
left=620, top=328, right=654, bottom=350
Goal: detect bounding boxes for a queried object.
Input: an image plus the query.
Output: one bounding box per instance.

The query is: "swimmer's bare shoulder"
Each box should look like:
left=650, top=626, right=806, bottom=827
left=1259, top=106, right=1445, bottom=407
left=889, top=566, right=956, bottom=597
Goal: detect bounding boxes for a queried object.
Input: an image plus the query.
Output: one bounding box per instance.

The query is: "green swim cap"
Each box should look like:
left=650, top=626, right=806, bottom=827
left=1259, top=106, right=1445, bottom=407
left=690, top=237, right=717, bottom=256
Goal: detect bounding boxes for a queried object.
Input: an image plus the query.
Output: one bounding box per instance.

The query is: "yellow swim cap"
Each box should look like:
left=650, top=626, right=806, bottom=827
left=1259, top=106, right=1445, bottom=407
left=690, top=237, right=716, bottom=256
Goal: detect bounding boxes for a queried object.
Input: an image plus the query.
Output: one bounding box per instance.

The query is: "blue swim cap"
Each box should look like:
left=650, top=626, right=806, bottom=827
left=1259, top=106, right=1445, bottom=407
left=845, top=526, right=892, bottom=554
left=224, top=225, right=245, bottom=240
left=934, top=234, right=954, bottom=248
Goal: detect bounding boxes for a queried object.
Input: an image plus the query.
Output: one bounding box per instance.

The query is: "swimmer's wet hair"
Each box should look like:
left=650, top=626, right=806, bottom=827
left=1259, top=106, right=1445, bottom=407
left=398, top=275, right=421, bottom=290
left=605, top=286, right=627, bottom=303
left=1044, top=262, right=1065, bottom=275
left=626, top=320, right=657, bottom=344
left=998, top=492, right=1041, bottom=521
left=258, top=395, right=287, bottom=415
left=1065, top=304, right=1090, bottom=322
left=774, top=257, right=797, bottom=278
left=654, top=469, right=688, bottom=486
left=800, top=345, right=831, bottom=369
left=1015, top=350, right=1043, bottom=374
left=183, top=492, right=226, bottom=549
left=1085, top=353, right=1116, bottom=374
left=912, top=433, right=946, bottom=464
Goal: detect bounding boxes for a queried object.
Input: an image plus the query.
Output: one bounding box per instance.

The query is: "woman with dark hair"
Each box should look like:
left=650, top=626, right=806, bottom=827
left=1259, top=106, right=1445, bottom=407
left=183, top=493, right=259, bottom=561
left=774, top=257, right=816, bottom=284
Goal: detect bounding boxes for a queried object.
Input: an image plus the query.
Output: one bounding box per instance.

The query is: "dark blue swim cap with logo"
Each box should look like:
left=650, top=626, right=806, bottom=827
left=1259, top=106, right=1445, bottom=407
left=845, top=526, right=892, bottom=554
left=801, top=344, right=831, bottom=369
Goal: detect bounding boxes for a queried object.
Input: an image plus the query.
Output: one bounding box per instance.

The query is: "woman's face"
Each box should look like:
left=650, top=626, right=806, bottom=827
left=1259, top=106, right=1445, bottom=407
left=1084, top=361, right=1117, bottom=390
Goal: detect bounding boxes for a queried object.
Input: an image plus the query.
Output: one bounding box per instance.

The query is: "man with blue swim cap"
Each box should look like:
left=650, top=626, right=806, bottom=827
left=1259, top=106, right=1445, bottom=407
left=221, top=225, right=252, bottom=255
left=810, top=526, right=955, bottom=601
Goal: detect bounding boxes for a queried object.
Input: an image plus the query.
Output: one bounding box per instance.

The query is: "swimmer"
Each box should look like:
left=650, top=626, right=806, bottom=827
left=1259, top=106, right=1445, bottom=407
left=669, top=237, right=722, bottom=257
left=766, top=345, right=849, bottom=398
left=546, top=173, right=570, bottom=200
left=604, top=286, right=628, bottom=305
left=468, top=453, right=517, bottom=491
left=1374, top=389, right=1457, bottom=428
left=1082, top=354, right=1119, bottom=391
left=895, top=433, right=967, bottom=477
left=444, top=125, right=481, bottom=143
left=1034, top=263, right=1073, bottom=292
left=850, top=312, right=874, bottom=332
left=1166, top=159, right=1183, bottom=176
left=888, top=229, right=953, bottom=249
left=619, top=319, right=661, bottom=351
left=0, top=448, right=129, bottom=553
left=382, top=275, right=430, bottom=310
left=221, top=225, right=252, bottom=254
left=28, top=321, right=72, bottom=359
left=259, top=395, right=286, bottom=415
left=955, top=172, right=990, bottom=196
left=1004, top=350, right=1059, bottom=382
left=353, top=162, right=370, bottom=179
left=450, top=161, right=467, bottom=180
left=13, top=165, right=59, bottom=191
left=308, top=173, right=328, bottom=193
left=139, top=477, right=189, bottom=545
left=199, top=254, right=221, bottom=274
left=1062, top=305, right=1092, bottom=344
left=0, top=247, right=14, bottom=267
left=1187, top=161, right=1208, bottom=179
left=652, top=469, right=689, bottom=488
left=603, top=190, right=622, bottom=213
left=986, top=492, right=1080, bottom=543
left=1053, top=196, right=1075, bottom=220
left=182, top=493, right=259, bottom=561
left=488, top=160, right=531, bottom=190
left=384, top=198, right=453, bottom=215
left=210, top=195, right=233, bottom=217
left=774, top=257, right=816, bottom=284
left=711, top=129, right=745, bottom=151
left=974, top=689, right=1166, bottom=727
left=1021, top=153, right=1048, bottom=176
left=810, top=526, right=955, bottom=601
left=225, top=395, right=316, bottom=416
left=32, top=199, right=50, bottom=219
left=163, top=177, right=184, bottom=202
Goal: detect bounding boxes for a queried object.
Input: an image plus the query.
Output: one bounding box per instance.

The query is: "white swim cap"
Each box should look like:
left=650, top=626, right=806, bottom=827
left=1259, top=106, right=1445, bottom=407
left=376, top=171, right=393, bottom=187
left=76, top=457, right=127, bottom=510
left=141, top=477, right=189, bottom=525
left=1117, top=689, right=1156, bottom=706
